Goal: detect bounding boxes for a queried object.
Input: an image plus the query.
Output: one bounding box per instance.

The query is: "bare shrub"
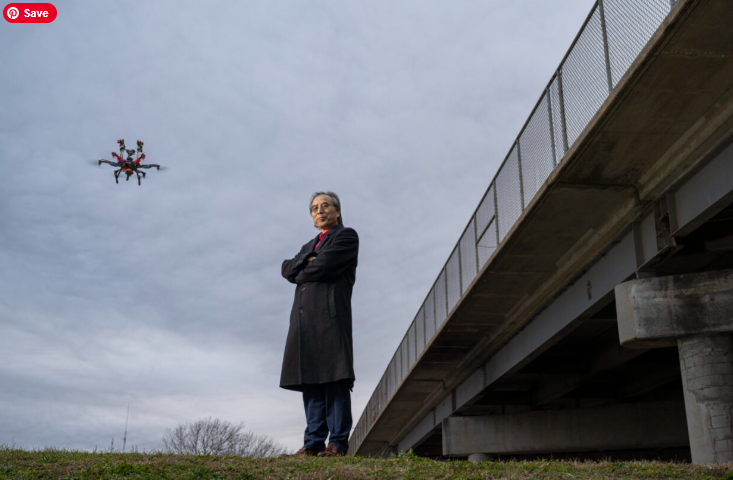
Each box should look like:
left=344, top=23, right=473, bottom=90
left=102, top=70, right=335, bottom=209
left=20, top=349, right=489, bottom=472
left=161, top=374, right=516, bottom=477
left=162, top=417, right=288, bottom=457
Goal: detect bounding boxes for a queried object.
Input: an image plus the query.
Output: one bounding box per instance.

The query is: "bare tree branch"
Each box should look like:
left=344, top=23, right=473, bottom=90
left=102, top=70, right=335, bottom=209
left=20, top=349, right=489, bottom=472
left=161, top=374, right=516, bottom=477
left=162, top=417, right=288, bottom=457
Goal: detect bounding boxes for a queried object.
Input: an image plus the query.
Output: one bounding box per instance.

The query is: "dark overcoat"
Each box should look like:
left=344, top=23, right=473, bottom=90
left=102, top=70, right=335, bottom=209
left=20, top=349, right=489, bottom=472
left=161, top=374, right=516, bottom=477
left=280, top=223, right=358, bottom=392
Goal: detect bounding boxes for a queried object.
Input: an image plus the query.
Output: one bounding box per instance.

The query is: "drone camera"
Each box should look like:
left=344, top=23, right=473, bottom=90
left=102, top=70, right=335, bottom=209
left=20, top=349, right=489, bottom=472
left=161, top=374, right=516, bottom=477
left=126, top=149, right=136, bottom=156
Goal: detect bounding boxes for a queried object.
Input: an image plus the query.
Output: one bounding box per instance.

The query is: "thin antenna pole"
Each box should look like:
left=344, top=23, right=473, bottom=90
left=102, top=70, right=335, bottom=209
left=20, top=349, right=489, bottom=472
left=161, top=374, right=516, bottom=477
left=122, top=405, right=129, bottom=453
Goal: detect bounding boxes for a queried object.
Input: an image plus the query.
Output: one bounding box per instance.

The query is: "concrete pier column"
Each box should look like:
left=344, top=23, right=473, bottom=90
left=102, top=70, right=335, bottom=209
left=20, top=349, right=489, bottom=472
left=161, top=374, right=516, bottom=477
left=615, top=269, right=733, bottom=464
left=678, top=333, right=733, bottom=464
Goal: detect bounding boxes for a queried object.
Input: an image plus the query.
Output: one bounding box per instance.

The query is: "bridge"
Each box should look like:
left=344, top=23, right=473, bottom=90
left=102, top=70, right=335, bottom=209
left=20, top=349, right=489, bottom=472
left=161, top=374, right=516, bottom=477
left=349, top=0, right=733, bottom=465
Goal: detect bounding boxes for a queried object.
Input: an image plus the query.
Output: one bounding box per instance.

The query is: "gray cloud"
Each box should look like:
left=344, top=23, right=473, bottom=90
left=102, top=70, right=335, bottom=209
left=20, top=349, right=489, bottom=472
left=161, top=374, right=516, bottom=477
left=1, top=0, right=593, bottom=451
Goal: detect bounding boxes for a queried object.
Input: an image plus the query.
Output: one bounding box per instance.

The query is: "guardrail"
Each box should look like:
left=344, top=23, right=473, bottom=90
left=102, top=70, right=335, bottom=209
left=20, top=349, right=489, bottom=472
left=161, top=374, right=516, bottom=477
left=352, top=0, right=674, bottom=453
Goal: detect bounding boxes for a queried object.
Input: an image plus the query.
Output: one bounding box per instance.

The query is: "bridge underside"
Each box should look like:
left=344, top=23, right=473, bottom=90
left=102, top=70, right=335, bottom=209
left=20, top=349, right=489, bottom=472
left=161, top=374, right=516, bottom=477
left=354, top=0, right=733, bottom=464
left=410, top=196, right=733, bottom=462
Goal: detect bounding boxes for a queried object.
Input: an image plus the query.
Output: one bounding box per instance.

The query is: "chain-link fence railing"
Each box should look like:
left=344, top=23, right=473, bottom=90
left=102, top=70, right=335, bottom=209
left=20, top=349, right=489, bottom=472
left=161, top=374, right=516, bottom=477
left=351, top=0, right=675, bottom=454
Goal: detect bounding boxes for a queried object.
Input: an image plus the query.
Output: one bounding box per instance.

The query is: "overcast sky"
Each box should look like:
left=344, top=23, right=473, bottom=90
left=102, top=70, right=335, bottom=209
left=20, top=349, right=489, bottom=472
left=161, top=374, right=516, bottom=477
left=1, top=0, right=593, bottom=452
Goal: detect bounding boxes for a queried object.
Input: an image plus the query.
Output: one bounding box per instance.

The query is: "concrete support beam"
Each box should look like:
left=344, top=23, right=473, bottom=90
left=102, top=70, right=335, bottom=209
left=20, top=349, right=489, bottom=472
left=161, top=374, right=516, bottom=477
left=615, top=269, right=733, bottom=349
left=616, top=269, right=733, bottom=464
left=442, top=401, right=687, bottom=457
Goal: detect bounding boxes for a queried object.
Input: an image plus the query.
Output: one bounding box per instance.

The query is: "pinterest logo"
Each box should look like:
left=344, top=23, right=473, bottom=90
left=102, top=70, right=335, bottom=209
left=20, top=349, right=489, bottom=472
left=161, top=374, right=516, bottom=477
left=4, top=3, right=57, bottom=22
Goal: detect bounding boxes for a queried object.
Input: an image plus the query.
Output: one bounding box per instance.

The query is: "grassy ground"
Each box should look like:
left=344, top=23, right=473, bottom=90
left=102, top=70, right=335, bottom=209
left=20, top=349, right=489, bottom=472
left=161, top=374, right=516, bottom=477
left=1, top=448, right=732, bottom=480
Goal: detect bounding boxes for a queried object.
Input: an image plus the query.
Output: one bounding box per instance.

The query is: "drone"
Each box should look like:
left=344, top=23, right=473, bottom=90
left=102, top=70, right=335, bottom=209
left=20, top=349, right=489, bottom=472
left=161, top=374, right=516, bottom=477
left=96, top=139, right=162, bottom=185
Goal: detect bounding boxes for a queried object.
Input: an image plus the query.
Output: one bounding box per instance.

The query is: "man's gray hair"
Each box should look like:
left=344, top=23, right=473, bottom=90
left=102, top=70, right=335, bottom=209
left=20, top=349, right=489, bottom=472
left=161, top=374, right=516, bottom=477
left=310, top=191, right=343, bottom=225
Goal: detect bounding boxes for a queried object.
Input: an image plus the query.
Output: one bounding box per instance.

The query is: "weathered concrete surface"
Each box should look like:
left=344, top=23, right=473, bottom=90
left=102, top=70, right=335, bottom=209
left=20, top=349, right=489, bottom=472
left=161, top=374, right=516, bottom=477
left=616, top=270, right=733, bottom=464
left=442, top=402, right=688, bottom=456
left=353, top=0, right=733, bottom=457
left=615, top=269, right=733, bottom=348
left=679, top=334, right=733, bottom=464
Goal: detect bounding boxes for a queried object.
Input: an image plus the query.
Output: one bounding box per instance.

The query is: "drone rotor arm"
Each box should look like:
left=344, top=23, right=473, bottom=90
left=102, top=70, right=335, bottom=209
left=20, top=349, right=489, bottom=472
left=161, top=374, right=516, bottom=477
left=98, top=160, right=121, bottom=168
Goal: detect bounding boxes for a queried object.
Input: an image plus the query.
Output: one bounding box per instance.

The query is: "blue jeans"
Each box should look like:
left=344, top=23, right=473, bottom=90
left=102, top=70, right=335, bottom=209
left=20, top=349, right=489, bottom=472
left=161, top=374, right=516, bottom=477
left=302, top=381, right=352, bottom=452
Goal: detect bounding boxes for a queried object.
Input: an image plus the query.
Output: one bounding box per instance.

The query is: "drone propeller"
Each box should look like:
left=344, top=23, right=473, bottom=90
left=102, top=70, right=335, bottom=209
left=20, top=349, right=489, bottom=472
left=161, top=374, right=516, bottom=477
left=88, top=159, right=109, bottom=166
left=88, top=159, right=122, bottom=168
left=138, top=163, right=168, bottom=171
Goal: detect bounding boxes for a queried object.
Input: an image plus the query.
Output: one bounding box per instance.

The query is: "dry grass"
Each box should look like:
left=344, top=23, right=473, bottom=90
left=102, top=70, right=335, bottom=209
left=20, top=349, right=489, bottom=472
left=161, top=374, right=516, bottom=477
left=1, top=447, right=732, bottom=479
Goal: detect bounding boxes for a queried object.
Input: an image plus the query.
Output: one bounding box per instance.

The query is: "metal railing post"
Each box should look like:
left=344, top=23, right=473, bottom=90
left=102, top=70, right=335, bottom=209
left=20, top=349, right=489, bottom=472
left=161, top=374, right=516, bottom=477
left=557, top=69, right=569, bottom=153
left=457, top=244, right=463, bottom=294
left=547, top=88, right=558, bottom=168
left=598, top=0, right=614, bottom=93
left=406, top=332, right=411, bottom=371
left=431, top=286, right=437, bottom=334
left=493, top=183, right=500, bottom=244
left=516, top=141, right=525, bottom=211
left=411, top=322, right=416, bottom=366
left=444, top=269, right=449, bottom=318
left=473, top=216, right=480, bottom=275
left=422, top=307, right=427, bottom=347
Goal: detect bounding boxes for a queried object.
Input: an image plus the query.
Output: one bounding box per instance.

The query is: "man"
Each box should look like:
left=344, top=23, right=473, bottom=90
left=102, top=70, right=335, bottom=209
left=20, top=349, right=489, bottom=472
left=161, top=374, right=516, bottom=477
left=280, top=191, right=359, bottom=457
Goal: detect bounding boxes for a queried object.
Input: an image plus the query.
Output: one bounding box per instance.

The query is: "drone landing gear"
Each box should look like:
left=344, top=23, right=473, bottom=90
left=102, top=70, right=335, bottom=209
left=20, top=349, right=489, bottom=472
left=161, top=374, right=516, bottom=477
left=114, top=169, right=120, bottom=184
left=137, top=173, right=141, bottom=186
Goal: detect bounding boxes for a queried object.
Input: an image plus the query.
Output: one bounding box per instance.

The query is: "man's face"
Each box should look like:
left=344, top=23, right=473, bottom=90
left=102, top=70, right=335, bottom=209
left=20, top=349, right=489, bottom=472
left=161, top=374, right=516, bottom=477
left=311, top=194, right=340, bottom=232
